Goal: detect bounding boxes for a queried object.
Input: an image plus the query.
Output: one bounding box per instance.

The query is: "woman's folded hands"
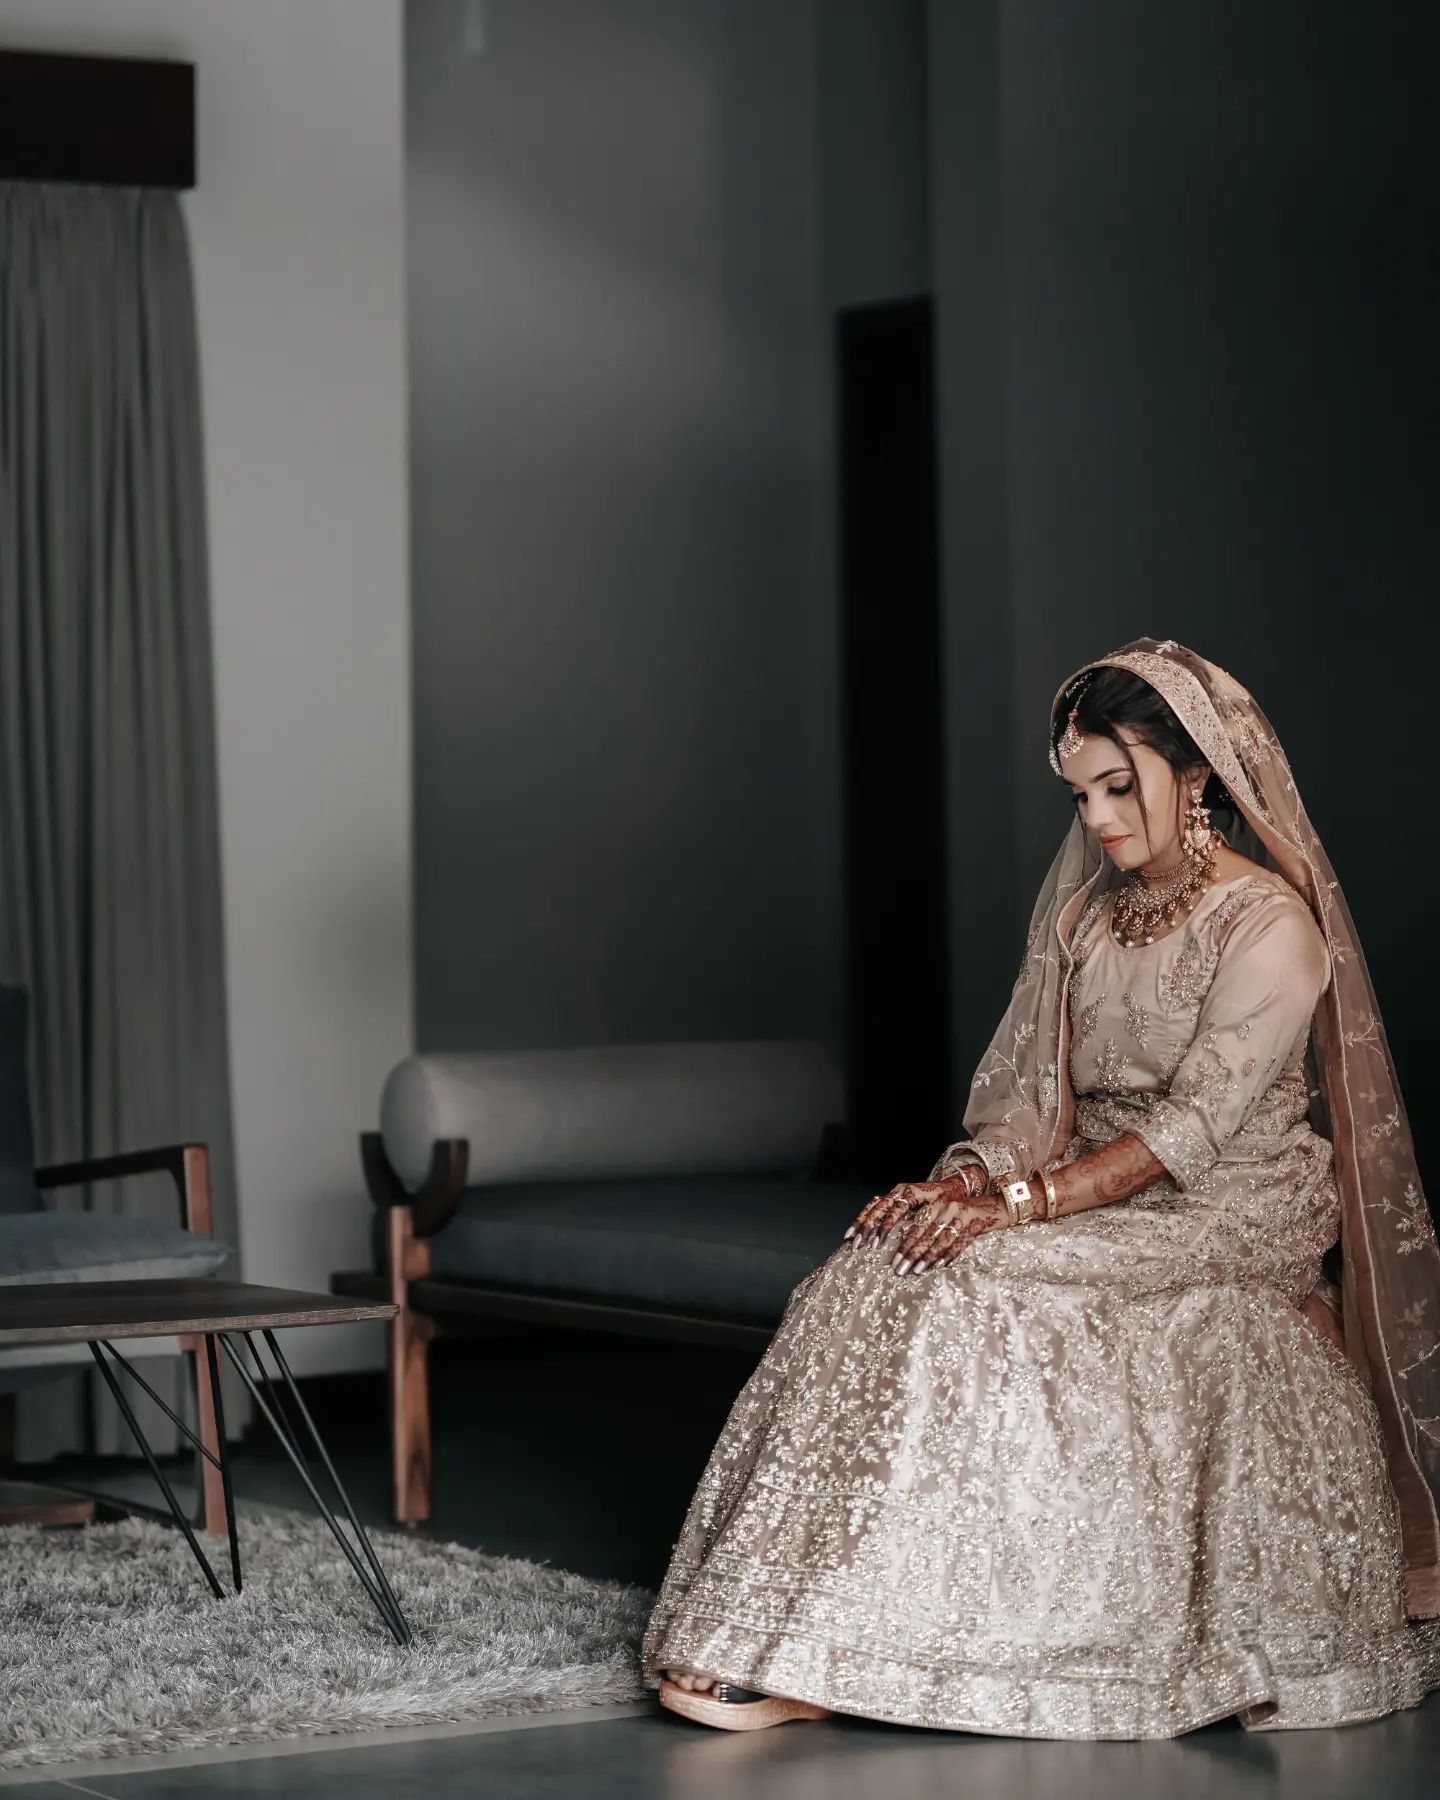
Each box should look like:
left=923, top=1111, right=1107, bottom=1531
left=890, top=1190, right=1012, bottom=1273
left=844, top=1167, right=1010, bottom=1272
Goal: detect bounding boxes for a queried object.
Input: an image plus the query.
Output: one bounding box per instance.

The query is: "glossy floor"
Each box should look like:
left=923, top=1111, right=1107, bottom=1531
left=7, top=1327, right=1438, bottom=1797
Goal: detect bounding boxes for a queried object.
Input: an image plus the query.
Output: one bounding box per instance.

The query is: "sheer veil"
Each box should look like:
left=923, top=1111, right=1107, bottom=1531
left=931, top=637, right=1440, bottom=1616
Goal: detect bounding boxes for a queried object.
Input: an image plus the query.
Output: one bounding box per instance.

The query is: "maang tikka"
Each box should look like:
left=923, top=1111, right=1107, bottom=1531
left=1057, top=704, right=1086, bottom=765
left=1050, top=674, right=1097, bottom=774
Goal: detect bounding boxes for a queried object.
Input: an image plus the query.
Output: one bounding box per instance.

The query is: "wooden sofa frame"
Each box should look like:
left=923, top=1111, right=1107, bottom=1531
left=337, top=1133, right=780, bottom=1526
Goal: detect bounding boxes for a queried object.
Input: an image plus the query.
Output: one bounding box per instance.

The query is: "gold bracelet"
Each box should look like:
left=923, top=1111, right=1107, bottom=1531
left=944, top=1158, right=987, bottom=1199
left=1039, top=1167, right=1060, bottom=1221
left=1002, top=1174, right=1038, bottom=1227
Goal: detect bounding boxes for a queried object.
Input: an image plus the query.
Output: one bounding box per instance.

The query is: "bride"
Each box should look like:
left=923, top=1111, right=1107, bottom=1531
left=642, top=638, right=1440, bottom=1739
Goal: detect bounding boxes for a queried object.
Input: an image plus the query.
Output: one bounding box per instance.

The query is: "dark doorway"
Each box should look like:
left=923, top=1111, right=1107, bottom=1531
left=837, top=296, right=952, bottom=1183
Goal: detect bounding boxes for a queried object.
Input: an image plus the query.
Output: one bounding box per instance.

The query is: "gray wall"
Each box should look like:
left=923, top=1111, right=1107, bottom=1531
left=818, top=0, right=930, bottom=311
left=410, top=0, right=1434, bottom=1171
left=926, top=0, right=1020, bottom=1101
left=408, top=0, right=839, bottom=1055
left=928, top=2, right=1438, bottom=1162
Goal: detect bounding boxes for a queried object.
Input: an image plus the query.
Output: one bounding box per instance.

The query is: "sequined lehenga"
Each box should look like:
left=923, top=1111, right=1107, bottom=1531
left=640, top=865, right=1440, bottom=1738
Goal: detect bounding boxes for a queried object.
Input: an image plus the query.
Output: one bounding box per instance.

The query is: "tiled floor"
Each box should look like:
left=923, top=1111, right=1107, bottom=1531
left=6, top=1327, right=1440, bottom=1797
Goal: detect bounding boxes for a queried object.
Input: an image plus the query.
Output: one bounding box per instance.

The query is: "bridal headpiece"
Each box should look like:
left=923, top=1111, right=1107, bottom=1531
left=1049, top=671, right=1099, bottom=773
left=1055, top=702, right=1086, bottom=767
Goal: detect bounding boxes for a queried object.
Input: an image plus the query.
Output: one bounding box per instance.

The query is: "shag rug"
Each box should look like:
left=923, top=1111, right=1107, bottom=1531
left=0, top=1507, right=658, bottom=1770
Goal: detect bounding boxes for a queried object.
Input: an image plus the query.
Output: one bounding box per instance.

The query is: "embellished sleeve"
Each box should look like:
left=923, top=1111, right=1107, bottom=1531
left=1129, top=889, right=1332, bottom=1192
left=928, top=1139, right=1011, bottom=1188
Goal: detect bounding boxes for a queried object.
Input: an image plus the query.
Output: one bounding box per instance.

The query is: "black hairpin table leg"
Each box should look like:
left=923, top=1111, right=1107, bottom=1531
left=89, top=1331, right=408, bottom=1646
left=91, top=1338, right=239, bottom=1593
left=88, top=1341, right=226, bottom=1601
left=218, top=1331, right=412, bottom=1645
left=258, top=1328, right=410, bottom=1642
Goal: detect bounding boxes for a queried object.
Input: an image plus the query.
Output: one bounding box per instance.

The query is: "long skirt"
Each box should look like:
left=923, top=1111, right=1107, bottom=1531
left=640, top=1185, right=1440, bottom=1738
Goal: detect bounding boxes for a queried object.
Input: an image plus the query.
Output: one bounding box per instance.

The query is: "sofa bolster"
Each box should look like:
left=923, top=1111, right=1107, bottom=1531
left=379, top=1039, right=843, bottom=1193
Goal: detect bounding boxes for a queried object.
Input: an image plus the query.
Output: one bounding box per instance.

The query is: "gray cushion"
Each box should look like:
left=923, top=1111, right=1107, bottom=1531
left=0, top=986, right=39, bottom=1216
left=0, top=1211, right=229, bottom=1285
left=371, top=1175, right=873, bottom=1322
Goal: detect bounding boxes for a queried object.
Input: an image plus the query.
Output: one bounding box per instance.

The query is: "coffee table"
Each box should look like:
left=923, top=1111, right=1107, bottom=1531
left=0, top=1279, right=410, bottom=1645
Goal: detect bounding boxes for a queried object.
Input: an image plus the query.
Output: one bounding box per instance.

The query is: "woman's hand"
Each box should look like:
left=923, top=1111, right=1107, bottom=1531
left=844, top=1170, right=985, bottom=1252
left=889, top=1192, right=1011, bottom=1273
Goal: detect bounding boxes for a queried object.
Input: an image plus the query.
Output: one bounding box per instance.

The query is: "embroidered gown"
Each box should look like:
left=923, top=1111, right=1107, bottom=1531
left=640, top=871, right=1440, bottom=1737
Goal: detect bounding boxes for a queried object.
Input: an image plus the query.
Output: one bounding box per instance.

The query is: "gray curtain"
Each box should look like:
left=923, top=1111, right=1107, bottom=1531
left=0, top=184, right=239, bottom=1459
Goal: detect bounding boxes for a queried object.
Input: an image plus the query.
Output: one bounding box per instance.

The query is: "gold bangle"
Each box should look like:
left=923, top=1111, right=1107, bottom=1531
left=1002, top=1175, right=1037, bottom=1227
left=1039, top=1167, right=1060, bottom=1221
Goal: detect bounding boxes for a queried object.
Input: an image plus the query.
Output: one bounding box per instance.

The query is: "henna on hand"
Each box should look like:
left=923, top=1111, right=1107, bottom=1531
left=844, top=1174, right=979, bottom=1250
left=893, top=1194, right=1009, bottom=1271
left=855, top=1135, right=1167, bottom=1276
left=844, top=1183, right=924, bottom=1250
left=1049, top=1133, right=1167, bottom=1216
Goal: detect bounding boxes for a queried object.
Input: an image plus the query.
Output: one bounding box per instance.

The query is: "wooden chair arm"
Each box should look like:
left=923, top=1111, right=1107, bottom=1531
left=360, top=1132, right=468, bottom=1239
left=34, top=1143, right=213, bottom=1234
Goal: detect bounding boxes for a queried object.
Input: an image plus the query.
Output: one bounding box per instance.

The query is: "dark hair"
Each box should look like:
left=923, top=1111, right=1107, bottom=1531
left=1051, top=667, right=1237, bottom=857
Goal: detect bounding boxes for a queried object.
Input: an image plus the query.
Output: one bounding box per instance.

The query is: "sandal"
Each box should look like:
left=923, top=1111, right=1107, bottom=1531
left=658, top=1678, right=833, bottom=1731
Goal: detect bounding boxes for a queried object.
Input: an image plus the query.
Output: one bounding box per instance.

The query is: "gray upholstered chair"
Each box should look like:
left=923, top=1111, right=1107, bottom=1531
left=331, top=1039, right=872, bottom=1524
left=0, top=983, right=229, bottom=1528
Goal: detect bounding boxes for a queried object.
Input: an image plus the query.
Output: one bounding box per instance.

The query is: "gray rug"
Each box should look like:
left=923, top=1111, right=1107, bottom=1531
left=0, top=1507, right=657, bottom=1770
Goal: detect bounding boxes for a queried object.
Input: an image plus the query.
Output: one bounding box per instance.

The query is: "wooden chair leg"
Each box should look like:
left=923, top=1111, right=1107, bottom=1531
left=166, top=1143, right=226, bottom=1535
left=185, top=1337, right=228, bottom=1536
left=387, top=1205, right=434, bottom=1525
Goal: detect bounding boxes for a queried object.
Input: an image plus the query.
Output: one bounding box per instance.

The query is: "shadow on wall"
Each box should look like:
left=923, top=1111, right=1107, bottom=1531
left=406, top=0, right=837, bottom=1058
left=926, top=0, right=1438, bottom=1177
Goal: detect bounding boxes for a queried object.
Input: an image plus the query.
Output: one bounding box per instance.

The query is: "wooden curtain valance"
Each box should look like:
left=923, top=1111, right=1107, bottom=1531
left=0, top=49, right=194, bottom=190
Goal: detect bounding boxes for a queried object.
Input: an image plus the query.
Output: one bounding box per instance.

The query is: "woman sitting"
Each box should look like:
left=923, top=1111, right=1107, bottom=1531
left=643, top=638, right=1440, bottom=1739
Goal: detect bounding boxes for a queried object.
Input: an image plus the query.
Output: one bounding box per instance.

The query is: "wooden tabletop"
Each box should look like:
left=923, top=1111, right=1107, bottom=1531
left=0, top=1279, right=395, bottom=1347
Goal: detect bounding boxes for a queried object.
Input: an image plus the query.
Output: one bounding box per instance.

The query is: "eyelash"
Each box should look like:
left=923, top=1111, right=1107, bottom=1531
left=1072, top=783, right=1134, bottom=805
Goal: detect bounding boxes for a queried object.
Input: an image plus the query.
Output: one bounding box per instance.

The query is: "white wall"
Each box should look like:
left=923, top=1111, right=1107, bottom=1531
left=0, top=0, right=412, bottom=1374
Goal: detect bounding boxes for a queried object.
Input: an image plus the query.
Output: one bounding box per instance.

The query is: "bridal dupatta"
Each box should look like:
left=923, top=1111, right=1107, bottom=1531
left=932, top=637, right=1440, bottom=1616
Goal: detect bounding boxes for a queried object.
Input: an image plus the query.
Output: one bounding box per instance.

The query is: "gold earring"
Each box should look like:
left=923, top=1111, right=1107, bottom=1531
left=1182, top=787, right=1213, bottom=859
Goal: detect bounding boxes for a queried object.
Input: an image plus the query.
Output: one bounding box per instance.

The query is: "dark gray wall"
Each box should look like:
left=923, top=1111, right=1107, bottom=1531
left=928, top=2, right=1438, bottom=1166
left=926, top=0, right=1021, bottom=1107
left=409, top=0, right=1435, bottom=1173
left=818, top=0, right=930, bottom=311
left=408, top=0, right=839, bottom=1054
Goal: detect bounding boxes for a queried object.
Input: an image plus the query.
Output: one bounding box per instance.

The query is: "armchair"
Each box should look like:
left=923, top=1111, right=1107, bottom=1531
left=0, top=985, right=229, bottom=1529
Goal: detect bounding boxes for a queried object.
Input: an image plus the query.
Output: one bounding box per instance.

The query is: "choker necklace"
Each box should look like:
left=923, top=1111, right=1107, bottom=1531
left=1109, top=794, right=1224, bottom=947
